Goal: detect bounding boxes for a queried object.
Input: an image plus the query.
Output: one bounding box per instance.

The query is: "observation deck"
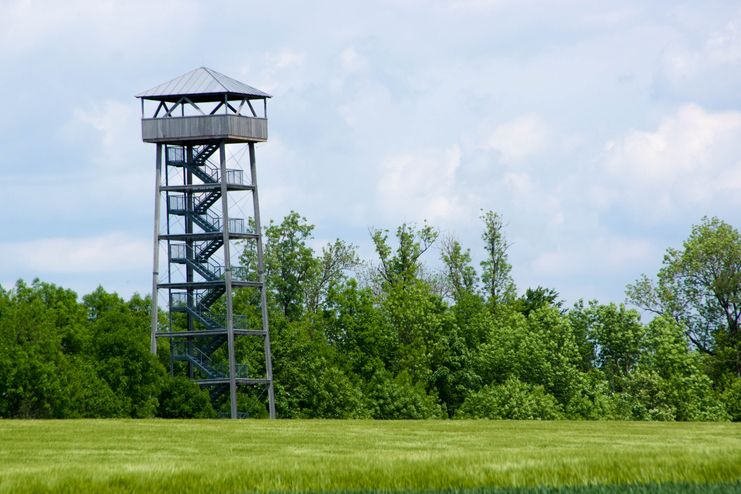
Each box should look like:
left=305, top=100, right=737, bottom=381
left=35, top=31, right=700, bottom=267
left=137, top=66, right=270, bottom=144
left=141, top=114, right=267, bottom=143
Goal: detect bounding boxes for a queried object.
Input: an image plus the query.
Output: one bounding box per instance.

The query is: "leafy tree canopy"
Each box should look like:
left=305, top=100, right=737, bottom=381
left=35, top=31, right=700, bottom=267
left=0, top=214, right=737, bottom=421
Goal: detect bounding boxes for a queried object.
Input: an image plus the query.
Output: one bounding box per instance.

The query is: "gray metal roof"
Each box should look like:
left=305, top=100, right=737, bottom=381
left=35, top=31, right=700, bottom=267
left=136, top=67, right=271, bottom=102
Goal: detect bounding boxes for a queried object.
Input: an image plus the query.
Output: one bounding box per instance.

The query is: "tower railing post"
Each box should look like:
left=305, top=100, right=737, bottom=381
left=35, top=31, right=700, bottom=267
left=150, top=143, right=162, bottom=355
left=219, top=142, right=239, bottom=419
left=250, top=142, right=276, bottom=419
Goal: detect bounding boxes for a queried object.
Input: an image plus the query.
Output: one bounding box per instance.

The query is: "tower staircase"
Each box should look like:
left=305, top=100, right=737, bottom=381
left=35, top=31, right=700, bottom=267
left=165, top=144, right=251, bottom=381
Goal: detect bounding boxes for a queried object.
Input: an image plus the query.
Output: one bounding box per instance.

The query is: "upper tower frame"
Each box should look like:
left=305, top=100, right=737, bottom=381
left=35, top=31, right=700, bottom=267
left=138, top=67, right=270, bottom=144
left=137, top=67, right=276, bottom=419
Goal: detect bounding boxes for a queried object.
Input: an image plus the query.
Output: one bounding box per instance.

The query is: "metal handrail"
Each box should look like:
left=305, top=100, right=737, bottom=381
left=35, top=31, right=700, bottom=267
left=174, top=343, right=249, bottom=379
left=225, top=169, right=244, bottom=185
left=165, top=145, right=245, bottom=186
left=228, top=217, right=246, bottom=233
left=169, top=294, right=250, bottom=332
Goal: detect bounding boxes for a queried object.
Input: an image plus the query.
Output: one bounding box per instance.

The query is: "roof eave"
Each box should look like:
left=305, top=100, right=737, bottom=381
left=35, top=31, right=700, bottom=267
left=136, top=92, right=272, bottom=102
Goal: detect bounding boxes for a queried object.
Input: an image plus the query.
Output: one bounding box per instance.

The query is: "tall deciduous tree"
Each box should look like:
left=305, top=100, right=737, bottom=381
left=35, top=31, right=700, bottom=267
left=617, top=316, right=729, bottom=421
left=245, top=212, right=360, bottom=320
left=440, top=237, right=478, bottom=303
left=84, top=288, right=164, bottom=417
left=261, top=211, right=319, bottom=320
left=371, top=222, right=438, bottom=287
left=305, top=239, right=359, bottom=313
left=480, top=211, right=515, bottom=303
left=574, top=302, right=645, bottom=392
left=626, top=216, right=741, bottom=377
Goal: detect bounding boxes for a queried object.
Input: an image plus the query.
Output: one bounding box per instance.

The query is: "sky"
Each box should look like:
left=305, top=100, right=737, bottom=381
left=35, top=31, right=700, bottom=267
left=1, top=0, right=740, bottom=308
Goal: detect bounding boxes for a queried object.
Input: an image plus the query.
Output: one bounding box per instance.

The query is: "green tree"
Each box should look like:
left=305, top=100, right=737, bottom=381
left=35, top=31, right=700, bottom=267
left=472, top=308, right=538, bottom=387
left=305, top=239, right=359, bottom=313
left=271, top=319, right=369, bottom=418
left=371, top=222, right=438, bottom=286
left=626, top=217, right=741, bottom=377
left=562, top=369, right=617, bottom=420
left=244, top=212, right=358, bottom=320
left=525, top=306, right=585, bottom=405
left=0, top=280, right=126, bottom=418
left=567, top=300, right=598, bottom=371
left=84, top=288, right=164, bottom=418
left=58, top=356, right=122, bottom=418
left=639, top=316, right=727, bottom=421
left=428, top=325, right=480, bottom=417
left=516, top=286, right=563, bottom=317
left=323, top=279, right=393, bottom=380
left=612, top=316, right=728, bottom=421
left=260, top=211, right=320, bottom=320
left=0, top=280, right=77, bottom=418
left=480, top=210, right=515, bottom=303
left=471, top=304, right=590, bottom=413
left=381, top=280, right=449, bottom=383
left=440, top=237, right=478, bottom=304
left=583, top=302, right=645, bottom=392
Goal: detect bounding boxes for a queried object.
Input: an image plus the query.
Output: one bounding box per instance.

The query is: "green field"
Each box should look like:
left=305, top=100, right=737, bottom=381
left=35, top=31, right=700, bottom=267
left=0, top=420, right=738, bottom=494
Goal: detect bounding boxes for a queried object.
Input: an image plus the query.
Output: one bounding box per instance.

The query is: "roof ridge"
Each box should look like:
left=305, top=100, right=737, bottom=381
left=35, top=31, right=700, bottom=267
left=136, top=67, right=271, bottom=100
left=202, top=67, right=230, bottom=93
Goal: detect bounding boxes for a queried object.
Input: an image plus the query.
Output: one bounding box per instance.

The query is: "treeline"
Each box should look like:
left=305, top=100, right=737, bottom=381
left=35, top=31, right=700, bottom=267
left=0, top=284, right=214, bottom=418
left=0, top=214, right=738, bottom=420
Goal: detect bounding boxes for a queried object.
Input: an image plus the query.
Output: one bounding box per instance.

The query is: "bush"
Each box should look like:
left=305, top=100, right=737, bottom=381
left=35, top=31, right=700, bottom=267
left=564, top=370, right=618, bottom=420
left=720, top=377, right=741, bottom=422
left=367, top=370, right=446, bottom=419
left=158, top=377, right=216, bottom=418
left=456, top=377, right=563, bottom=419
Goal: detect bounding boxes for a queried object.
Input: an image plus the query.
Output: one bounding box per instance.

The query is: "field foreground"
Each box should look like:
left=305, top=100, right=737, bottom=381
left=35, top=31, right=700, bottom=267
left=0, top=420, right=738, bottom=494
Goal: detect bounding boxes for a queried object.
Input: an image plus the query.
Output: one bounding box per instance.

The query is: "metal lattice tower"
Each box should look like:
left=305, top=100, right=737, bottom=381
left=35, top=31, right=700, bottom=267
left=137, top=67, right=276, bottom=419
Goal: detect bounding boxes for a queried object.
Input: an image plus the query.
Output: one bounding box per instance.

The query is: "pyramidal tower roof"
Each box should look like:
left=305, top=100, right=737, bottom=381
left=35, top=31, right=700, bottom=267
left=136, top=67, right=271, bottom=102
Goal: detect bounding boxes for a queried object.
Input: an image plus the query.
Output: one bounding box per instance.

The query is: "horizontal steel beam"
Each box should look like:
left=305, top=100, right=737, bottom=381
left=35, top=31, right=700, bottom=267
left=159, top=232, right=259, bottom=241
left=158, top=280, right=262, bottom=289
left=162, top=184, right=254, bottom=193
left=157, top=329, right=267, bottom=337
left=194, top=378, right=271, bottom=386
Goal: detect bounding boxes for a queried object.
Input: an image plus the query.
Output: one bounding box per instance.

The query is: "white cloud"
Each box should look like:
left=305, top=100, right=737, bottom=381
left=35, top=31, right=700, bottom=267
left=63, top=100, right=144, bottom=170
left=45, top=99, right=152, bottom=218
left=340, top=47, right=371, bottom=73
left=377, top=146, right=464, bottom=222
left=244, top=48, right=308, bottom=95
left=0, top=0, right=77, bottom=57
left=705, top=17, right=741, bottom=64
left=445, top=0, right=512, bottom=12
left=337, top=81, right=395, bottom=130
left=655, top=11, right=741, bottom=103
left=256, top=137, right=317, bottom=216
left=483, top=114, right=550, bottom=164
left=502, top=171, right=534, bottom=198
left=531, top=235, right=656, bottom=277
left=0, top=0, right=200, bottom=59
left=603, top=104, right=741, bottom=218
left=578, top=7, right=638, bottom=28
left=265, top=49, right=305, bottom=70
left=0, top=233, right=149, bottom=274
left=662, top=15, right=741, bottom=80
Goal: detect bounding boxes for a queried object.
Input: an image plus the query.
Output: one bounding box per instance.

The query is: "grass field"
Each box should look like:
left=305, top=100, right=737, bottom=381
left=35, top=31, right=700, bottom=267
left=0, top=420, right=738, bottom=494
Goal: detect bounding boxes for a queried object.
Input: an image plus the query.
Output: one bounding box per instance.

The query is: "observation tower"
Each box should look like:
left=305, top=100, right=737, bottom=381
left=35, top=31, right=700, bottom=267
left=137, top=67, right=275, bottom=418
